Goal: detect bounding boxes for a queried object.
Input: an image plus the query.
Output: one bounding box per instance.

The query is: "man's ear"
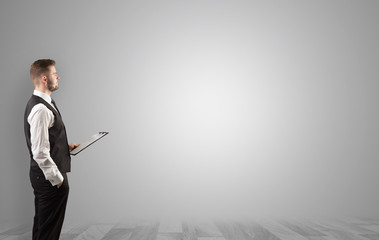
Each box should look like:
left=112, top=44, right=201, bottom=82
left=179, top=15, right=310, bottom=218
left=40, top=75, right=48, bottom=86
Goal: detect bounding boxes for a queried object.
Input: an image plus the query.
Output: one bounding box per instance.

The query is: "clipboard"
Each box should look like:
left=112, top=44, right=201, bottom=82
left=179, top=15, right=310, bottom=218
left=70, top=131, right=109, bottom=155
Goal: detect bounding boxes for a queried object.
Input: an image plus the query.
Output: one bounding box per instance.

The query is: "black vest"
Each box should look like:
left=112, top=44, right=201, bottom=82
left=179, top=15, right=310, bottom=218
left=24, top=95, right=71, bottom=172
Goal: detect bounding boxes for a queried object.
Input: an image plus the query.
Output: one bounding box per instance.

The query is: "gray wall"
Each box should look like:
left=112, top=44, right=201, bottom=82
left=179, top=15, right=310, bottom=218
left=1, top=0, right=378, bottom=226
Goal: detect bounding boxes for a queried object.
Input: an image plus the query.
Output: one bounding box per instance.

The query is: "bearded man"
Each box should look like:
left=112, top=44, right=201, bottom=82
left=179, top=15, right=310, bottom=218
left=24, top=59, right=79, bottom=240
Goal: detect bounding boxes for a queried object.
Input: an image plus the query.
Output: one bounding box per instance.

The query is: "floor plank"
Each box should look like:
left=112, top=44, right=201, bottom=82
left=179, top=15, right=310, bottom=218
left=61, top=223, right=92, bottom=240
left=73, top=224, right=114, bottom=240
left=0, top=225, right=15, bottom=237
left=0, top=225, right=30, bottom=237
left=278, top=220, right=327, bottom=237
left=359, top=224, right=379, bottom=233
left=192, top=220, right=224, bottom=238
left=128, top=221, right=159, bottom=240
left=156, top=232, right=183, bottom=240
left=239, top=221, right=281, bottom=240
left=182, top=220, right=197, bottom=240
left=156, top=218, right=183, bottom=240
left=359, top=234, right=379, bottom=240
left=215, top=220, right=252, bottom=240
left=305, top=219, right=369, bottom=240
left=323, top=218, right=378, bottom=235
left=0, top=231, right=32, bottom=240
left=101, top=228, right=133, bottom=240
left=62, top=223, right=91, bottom=234
left=258, top=219, right=309, bottom=240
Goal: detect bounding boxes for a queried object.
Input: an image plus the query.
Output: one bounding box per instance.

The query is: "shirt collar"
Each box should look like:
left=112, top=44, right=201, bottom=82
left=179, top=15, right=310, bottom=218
left=33, top=90, right=52, bottom=104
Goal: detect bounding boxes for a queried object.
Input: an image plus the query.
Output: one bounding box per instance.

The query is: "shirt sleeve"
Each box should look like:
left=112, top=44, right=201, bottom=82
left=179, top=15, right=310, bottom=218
left=28, top=104, right=64, bottom=186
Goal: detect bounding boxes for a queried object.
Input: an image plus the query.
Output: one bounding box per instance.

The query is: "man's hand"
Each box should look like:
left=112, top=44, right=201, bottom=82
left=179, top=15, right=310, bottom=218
left=57, top=180, right=63, bottom=188
left=69, top=143, right=80, bottom=152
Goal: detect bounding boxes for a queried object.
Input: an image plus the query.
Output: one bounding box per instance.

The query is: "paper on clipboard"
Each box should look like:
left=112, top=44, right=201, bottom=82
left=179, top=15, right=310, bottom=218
left=70, top=132, right=109, bottom=155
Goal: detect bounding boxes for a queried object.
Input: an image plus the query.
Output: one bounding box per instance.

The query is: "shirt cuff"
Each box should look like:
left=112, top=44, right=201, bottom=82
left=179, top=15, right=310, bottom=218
left=48, top=171, right=64, bottom=186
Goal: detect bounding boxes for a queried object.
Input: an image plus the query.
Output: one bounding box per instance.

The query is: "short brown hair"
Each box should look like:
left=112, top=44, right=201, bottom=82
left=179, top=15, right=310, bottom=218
left=30, top=59, right=56, bottom=82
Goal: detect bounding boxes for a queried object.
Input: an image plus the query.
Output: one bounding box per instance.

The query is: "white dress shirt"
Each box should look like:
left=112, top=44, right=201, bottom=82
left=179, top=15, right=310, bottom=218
left=28, top=90, right=64, bottom=186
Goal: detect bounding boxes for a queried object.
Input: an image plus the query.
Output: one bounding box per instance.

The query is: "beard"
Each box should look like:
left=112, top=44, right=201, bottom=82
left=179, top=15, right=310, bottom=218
left=47, top=79, right=59, bottom=92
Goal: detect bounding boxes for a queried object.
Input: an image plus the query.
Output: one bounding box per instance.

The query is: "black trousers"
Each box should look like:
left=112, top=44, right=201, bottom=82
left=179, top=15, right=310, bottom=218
left=30, top=167, right=69, bottom=240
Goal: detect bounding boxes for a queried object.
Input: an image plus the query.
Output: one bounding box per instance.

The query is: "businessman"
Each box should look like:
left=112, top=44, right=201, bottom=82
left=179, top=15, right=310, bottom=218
left=24, top=59, right=79, bottom=240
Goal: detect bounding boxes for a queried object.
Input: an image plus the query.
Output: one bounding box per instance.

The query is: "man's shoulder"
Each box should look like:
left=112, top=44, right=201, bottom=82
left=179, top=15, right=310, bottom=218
left=28, top=103, right=53, bottom=119
left=26, top=94, right=45, bottom=107
left=31, top=102, right=50, bottom=111
left=28, top=95, right=52, bottom=112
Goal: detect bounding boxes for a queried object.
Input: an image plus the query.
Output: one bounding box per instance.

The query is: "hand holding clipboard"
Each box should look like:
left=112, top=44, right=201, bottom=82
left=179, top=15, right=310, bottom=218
left=70, top=132, right=109, bottom=155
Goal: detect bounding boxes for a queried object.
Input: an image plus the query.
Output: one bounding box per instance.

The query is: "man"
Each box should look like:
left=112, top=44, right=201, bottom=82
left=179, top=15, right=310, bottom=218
left=24, top=59, right=79, bottom=240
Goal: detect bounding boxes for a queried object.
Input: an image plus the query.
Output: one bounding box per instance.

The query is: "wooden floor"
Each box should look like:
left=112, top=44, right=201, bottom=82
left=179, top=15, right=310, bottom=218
left=1, top=217, right=379, bottom=240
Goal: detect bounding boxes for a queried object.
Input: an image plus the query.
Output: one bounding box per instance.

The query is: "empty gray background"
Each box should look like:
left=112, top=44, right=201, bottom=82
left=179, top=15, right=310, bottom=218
left=0, top=0, right=378, bottom=227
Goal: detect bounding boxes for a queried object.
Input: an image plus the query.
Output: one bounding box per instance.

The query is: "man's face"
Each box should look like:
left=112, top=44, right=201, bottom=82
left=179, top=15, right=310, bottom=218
left=46, top=66, right=60, bottom=92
